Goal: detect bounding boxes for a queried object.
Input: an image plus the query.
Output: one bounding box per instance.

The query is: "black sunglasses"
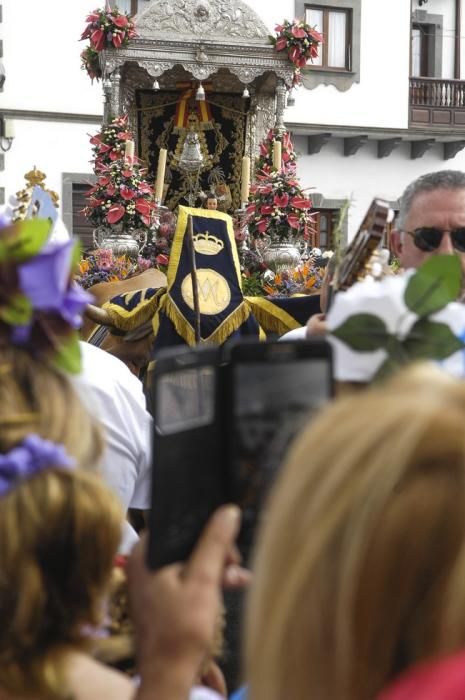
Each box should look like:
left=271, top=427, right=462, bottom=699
left=404, top=227, right=465, bottom=253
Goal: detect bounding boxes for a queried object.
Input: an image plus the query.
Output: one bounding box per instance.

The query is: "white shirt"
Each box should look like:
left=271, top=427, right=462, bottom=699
left=279, top=326, right=307, bottom=341
left=73, top=342, right=152, bottom=553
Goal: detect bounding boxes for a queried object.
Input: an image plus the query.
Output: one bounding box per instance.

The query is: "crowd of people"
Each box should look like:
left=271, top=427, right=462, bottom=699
left=3, top=169, right=465, bottom=699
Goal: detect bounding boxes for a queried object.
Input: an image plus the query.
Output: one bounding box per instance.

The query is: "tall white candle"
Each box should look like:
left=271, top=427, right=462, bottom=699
left=124, top=140, right=135, bottom=162
left=272, top=139, right=282, bottom=170
left=155, top=148, right=167, bottom=202
left=241, top=156, right=251, bottom=205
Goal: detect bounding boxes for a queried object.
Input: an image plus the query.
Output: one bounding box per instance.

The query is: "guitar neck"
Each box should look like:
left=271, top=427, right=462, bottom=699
left=333, top=198, right=391, bottom=293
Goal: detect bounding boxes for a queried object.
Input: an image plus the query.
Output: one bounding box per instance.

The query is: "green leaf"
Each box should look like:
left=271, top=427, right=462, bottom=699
left=52, top=331, right=82, bottom=375
left=404, top=255, right=461, bottom=317
left=403, top=318, right=465, bottom=360
left=373, top=355, right=403, bottom=382
left=0, top=219, right=51, bottom=263
left=71, top=241, right=82, bottom=269
left=385, top=335, right=410, bottom=363
left=331, top=313, right=391, bottom=352
left=0, top=294, right=32, bottom=325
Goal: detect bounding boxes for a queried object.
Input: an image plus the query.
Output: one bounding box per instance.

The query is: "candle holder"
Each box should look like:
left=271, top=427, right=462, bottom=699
left=234, top=207, right=261, bottom=274
left=142, top=204, right=177, bottom=264
left=234, top=206, right=249, bottom=248
left=93, top=222, right=147, bottom=261
left=152, top=203, right=171, bottom=234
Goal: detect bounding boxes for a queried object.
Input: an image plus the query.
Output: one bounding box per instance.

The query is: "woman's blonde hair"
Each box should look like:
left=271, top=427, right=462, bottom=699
left=0, top=349, right=123, bottom=699
left=246, top=364, right=465, bottom=700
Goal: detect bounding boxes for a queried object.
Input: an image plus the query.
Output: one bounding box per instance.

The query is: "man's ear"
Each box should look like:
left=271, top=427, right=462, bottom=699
left=390, top=230, right=403, bottom=258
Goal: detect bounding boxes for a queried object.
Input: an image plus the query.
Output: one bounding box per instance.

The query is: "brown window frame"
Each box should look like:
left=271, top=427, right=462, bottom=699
left=72, top=182, right=95, bottom=251
left=411, top=22, right=435, bottom=77
left=312, top=208, right=338, bottom=250
left=305, top=4, right=352, bottom=72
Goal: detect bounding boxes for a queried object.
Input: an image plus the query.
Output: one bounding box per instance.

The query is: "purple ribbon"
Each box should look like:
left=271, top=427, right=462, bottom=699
left=0, top=434, right=76, bottom=496
left=15, top=240, right=94, bottom=342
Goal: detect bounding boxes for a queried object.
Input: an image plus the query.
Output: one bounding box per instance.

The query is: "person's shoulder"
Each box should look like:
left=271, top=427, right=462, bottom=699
left=279, top=327, right=307, bottom=341
left=66, top=652, right=134, bottom=700
left=78, top=342, right=144, bottom=396
left=378, top=648, right=465, bottom=700
left=79, top=341, right=129, bottom=375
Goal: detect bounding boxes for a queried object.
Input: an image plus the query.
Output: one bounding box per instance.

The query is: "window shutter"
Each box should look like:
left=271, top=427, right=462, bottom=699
left=72, top=183, right=94, bottom=250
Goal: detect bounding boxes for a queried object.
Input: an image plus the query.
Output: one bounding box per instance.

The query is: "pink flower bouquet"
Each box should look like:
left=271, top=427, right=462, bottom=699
left=271, top=18, right=323, bottom=84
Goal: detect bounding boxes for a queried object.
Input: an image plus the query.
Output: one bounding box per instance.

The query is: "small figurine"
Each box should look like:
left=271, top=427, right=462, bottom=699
left=204, top=191, right=218, bottom=210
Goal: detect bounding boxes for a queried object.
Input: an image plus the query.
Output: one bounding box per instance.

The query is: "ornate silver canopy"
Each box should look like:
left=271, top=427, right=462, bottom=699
left=100, top=0, right=294, bottom=159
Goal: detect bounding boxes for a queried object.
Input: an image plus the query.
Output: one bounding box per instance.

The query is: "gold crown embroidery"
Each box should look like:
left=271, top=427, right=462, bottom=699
left=193, top=231, right=224, bottom=256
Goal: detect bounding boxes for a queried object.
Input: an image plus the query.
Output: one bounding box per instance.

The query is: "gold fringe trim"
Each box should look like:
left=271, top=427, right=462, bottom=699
left=164, top=294, right=251, bottom=346
left=245, top=297, right=302, bottom=336
left=151, top=293, right=167, bottom=338
left=104, top=288, right=166, bottom=332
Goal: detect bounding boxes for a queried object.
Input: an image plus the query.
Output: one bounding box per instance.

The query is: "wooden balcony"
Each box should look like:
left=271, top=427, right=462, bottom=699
left=410, top=77, right=465, bottom=129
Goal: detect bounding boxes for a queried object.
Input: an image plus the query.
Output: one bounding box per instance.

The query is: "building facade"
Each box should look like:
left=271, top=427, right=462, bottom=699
left=1, top=0, right=465, bottom=245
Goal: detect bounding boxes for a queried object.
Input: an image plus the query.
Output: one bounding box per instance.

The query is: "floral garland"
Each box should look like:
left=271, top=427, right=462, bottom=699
left=271, top=19, right=323, bottom=85
left=241, top=250, right=333, bottom=297
left=76, top=249, right=153, bottom=289
left=246, top=169, right=313, bottom=243
left=138, top=207, right=177, bottom=269
left=83, top=117, right=157, bottom=230
left=255, top=130, right=297, bottom=176
left=80, top=47, right=102, bottom=83
left=90, top=115, right=133, bottom=170
left=84, top=160, right=157, bottom=229
left=80, top=5, right=137, bottom=81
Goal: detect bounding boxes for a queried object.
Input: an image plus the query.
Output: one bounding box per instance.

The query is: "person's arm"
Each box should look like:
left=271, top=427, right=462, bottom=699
left=306, top=313, right=328, bottom=337
left=129, top=506, right=242, bottom=700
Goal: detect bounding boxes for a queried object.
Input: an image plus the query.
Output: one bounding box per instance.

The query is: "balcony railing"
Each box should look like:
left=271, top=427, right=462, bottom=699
left=410, top=77, right=465, bottom=128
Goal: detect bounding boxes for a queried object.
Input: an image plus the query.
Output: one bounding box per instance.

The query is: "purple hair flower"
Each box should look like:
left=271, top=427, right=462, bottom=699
left=0, top=212, right=11, bottom=229
left=16, top=240, right=93, bottom=336
left=0, top=434, right=75, bottom=496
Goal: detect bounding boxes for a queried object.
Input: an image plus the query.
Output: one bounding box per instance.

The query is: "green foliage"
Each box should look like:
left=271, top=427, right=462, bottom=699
left=242, top=272, right=266, bottom=297
left=52, top=331, right=82, bottom=375
left=0, top=294, right=32, bottom=326
left=404, top=255, right=461, bottom=317
left=403, top=318, right=465, bottom=360
left=0, top=219, right=51, bottom=263
left=330, top=254, right=465, bottom=380
left=331, top=314, right=390, bottom=352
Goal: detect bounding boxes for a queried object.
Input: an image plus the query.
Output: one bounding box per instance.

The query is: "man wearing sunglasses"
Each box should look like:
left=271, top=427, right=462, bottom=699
left=391, top=170, right=465, bottom=279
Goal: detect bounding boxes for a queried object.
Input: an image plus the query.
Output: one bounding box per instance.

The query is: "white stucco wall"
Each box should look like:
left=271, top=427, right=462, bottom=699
left=255, top=0, right=411, bottom=130
left=2, top=0, right=102, bottom=115
left=293, top=135, right=465, bottom=240
left=3, top=119, right=99, bottom=209
left=1, top=0, right=102, bottom=209
left=2, top=0, right=465, bottom=241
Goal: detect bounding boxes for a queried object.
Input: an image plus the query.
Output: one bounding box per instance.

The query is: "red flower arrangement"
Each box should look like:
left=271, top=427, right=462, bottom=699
left=90, top=115, right=133, bottom=170
left=256, top=129, right=297, bottom=176
left=81, top=5, right=137, bottom=51
left=80, top=46, right=102, bottom=83
left=84, top=160, right=157, bottom=230
left=271, top=19, right=323, bottom=84
left=80, top=5, right=137, bottom=80
left=246, top=169, right=314, bottom=243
